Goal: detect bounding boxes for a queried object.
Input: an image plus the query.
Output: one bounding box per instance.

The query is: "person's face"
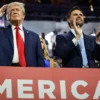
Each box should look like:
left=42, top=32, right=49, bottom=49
left=8, top=4, right=25, bottom=25
left=67, top=10, right=84, bottom=28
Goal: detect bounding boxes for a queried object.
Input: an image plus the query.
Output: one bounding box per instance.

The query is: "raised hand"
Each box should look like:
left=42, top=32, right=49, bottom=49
left=96, top=25, right=100, bottom=42
left=73, top=18, right=81, bottom=39
left=0, top=4, right=8, bottom=17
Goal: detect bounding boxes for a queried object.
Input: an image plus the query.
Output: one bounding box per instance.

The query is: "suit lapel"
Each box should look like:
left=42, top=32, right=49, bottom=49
left=68, top=31, right=81, bottom=55
left=67, top=31, right=74, bottom=39
left=83, top=33, right=90, bottom=53
left=5, top=25, right=14, bottom=49
left=23, top=27, right=29, bottom=47
left=23, top=27, right=30, bottom=58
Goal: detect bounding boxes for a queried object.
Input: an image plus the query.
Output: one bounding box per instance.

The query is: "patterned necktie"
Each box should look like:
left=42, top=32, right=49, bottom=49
left=15, top=26, right=26, bottom=67
left=79, top=35, right=88, bottom=66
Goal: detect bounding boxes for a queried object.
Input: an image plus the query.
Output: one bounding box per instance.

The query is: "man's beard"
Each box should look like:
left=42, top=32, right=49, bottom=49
left=76, top=22, right=84, bottom=27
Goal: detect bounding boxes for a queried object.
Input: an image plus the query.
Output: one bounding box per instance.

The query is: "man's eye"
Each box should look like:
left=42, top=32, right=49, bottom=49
left=74, top=14, right=77, bottom=16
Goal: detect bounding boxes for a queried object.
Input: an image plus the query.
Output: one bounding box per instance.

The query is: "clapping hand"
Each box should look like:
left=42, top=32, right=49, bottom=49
left=73, top=18, right=81, bottom=40
left=96, top=25, right=100, bottom=42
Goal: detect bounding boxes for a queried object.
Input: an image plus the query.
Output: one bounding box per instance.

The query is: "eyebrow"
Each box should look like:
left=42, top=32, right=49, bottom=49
left=73, top=12, right=84, bottom=16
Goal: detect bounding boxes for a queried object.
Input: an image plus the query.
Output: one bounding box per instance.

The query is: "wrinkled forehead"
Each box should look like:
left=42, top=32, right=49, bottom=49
left=7, top=4, right=20, bottom=11
left=7, top=3, right=24, bottom=14
left=10, top=5, right=21, bottom=10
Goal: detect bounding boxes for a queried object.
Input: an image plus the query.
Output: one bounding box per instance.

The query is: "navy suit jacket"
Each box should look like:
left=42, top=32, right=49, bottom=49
left=0, top=25, right=45, bottom=67
left=55, top=31, right=100, bottom=68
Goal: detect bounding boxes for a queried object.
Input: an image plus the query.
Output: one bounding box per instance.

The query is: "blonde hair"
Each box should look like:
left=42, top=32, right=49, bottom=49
left=40, top=37, right=50, bottom=60
left=6, top=2, right=25, bottom=20
left=40, top=37, right=60, bottom=68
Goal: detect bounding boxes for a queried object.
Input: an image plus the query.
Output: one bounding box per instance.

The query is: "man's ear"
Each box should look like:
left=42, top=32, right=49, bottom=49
left=22, top=14, right=25, bottom=20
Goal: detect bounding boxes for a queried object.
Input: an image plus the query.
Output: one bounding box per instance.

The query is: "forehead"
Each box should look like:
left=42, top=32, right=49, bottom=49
left=9, top=4, right=21, bottom=10
left=71, top=9, right=83, bottom=15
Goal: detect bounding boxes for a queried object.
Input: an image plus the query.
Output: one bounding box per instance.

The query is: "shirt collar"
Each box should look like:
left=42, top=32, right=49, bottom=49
left=12, top=24, right=23, bottom=31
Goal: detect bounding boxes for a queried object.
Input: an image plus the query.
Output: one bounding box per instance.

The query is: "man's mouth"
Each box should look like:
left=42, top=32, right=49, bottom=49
left=12, top=13, right=19, bottom=16
left=76, top=18, right=82, bottom=22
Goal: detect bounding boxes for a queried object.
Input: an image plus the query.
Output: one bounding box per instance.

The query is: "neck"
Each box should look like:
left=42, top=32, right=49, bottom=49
left=10, top=20, right=22, bottom=26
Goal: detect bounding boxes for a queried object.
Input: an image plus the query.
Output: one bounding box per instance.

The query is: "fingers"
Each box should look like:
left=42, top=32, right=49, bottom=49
left=96, top=25, right=100, bottom=36
left=72, top=18, right=82, bottom=38
left=73, top=18, right=80, bottom=29
left=98, top=25, right=100, bottom=30
left=73, top=18, right=80, bottom=31
left=96, top=25, right=100, bottom=42
left=1, top=4, right=8, bottom=12
left=73, top=18, right=77, bottom=30
left=96, top=35, right=100, bottom=42
left=73, top=18, right=76, bottom=27
left=0, top=4, right=8, bottom=17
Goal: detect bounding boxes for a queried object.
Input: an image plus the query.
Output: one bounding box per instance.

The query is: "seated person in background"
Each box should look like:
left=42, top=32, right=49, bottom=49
left=40, top=37, right=60, bottom=68
left=55, top=6, right=100, bottom=68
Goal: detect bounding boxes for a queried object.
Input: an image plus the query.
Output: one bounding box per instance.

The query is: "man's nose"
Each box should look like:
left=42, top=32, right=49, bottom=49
left=12, top=11, right=18, bottom=15
left=77, top=14, right=81, bottom=17
left=76, top=15, right=82, bottom=19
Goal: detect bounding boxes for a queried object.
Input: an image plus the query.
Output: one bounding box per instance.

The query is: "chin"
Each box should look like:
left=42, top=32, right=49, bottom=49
left=13, top=18, right=19, bottom=20
left=11, top=19, right=19, bottom=22
left=76, top=23, right=83, bottom=27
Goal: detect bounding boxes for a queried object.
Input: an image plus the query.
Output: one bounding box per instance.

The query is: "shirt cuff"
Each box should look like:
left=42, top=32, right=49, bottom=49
left=72, top=38, right=79, bottom=46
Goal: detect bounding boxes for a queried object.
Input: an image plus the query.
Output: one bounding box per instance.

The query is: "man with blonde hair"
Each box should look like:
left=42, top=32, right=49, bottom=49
left=0, top=2, right=44, bottom=67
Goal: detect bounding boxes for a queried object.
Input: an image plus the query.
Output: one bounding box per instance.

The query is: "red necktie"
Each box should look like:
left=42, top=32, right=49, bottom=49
left=15, top=26, right=26, bottom=67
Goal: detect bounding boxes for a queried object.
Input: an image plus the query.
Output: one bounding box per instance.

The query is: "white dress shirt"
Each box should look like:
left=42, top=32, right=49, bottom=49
left=12, top=24, right=25, bottom=63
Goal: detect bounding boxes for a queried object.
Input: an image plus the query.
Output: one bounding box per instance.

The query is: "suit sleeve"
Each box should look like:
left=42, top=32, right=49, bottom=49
left=36, top=35, right=45, bottom=67
left=94, top=43, right=100, bottom=61
left=55, top=34, right=76, bottom=58
left=90, top=36, right=100, bottom=61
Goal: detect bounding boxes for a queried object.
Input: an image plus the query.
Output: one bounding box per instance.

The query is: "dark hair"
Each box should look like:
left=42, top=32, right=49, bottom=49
left=67, top=6, right=84, bottom=19
left=41, top=32, right=45, bottom=39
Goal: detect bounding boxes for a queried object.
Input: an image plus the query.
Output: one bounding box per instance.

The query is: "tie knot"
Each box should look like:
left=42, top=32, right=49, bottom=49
left=15, top=26, right=20, bottom=30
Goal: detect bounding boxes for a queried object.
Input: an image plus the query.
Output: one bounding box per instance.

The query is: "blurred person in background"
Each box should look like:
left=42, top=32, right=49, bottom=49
left=40, top=37, right=60, bottom=68
left=52, top=42, right=56, bottom=57
left=52, top=42, right=62, bottom=67
left=41, top=32, right=48, bottom=46
left=0, top=2, right=44, bottom=67
left=55, top=6, right=100, bottom=68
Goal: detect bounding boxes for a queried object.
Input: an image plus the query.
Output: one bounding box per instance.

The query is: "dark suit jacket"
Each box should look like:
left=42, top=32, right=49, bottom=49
left=55, top=31, right=100, bottom=68
left=0, top=25, right=45, bottom=67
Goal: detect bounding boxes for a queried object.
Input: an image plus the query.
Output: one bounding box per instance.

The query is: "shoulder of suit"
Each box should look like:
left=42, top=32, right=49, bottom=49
left=84, top=33, right=96, bottom=40
left=0, top=25, right=10, bottom=31
left=0, top=25, right=8, bottom=29
left=57, top=31, right=69, bottom=38
left=23, top=27, right=38, bottom=35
